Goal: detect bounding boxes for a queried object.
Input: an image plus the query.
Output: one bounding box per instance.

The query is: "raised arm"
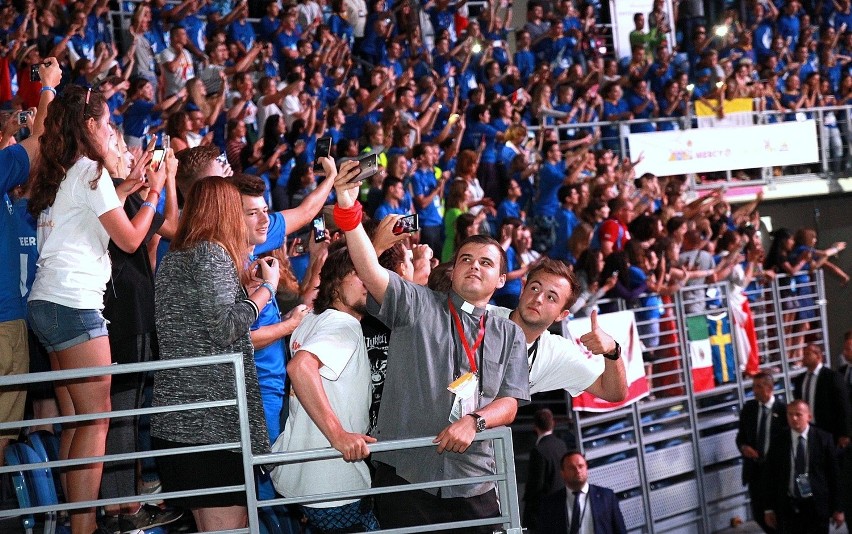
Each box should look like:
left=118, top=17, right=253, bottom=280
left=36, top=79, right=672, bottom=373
left=20, top=58, right=61, bottom=160
left=280, top=156, right=337, bottom=233
left=332, top=159, right=390, bottom=304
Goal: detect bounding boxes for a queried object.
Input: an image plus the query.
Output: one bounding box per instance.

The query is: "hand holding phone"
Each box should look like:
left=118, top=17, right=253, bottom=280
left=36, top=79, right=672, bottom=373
left=314, top=136, right=332, bottom=173
left=349, top=153, right=378, bottom=183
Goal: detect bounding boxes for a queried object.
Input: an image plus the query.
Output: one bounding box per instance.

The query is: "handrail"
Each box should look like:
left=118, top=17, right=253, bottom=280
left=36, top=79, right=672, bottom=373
left=247, top=428, right=522, bottom=533
left=0, top=352, right=524, bottom=533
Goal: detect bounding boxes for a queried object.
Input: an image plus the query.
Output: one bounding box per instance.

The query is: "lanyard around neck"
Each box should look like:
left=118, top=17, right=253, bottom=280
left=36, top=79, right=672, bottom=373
left=448, top=297, right=486, bottom=374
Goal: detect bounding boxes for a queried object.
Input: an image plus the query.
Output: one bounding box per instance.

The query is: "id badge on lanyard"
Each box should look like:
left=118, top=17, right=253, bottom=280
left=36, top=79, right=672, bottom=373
left=447, top=298, right=485, bottom=422
left=448, top=372, right=479, bottom=423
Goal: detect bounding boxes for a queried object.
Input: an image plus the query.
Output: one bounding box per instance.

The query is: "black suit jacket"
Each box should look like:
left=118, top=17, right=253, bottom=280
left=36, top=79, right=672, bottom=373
left=836, top=363, right=852, bottom=408
left=736, top=398, right=788, bottom=486
left=523, top=433, right=569, bottom=528
left=761, top=425, right=840, bottom=521
left=537, top=485, right=627, bottom=534
left=793, top=367, right=851, bottom=442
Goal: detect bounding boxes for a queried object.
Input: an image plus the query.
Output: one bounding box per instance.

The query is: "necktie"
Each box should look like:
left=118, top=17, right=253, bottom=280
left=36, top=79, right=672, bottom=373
left=757, top=405, right=768, bottom=456
left=794, top=435, right=806, bottom=498
left=803, top=373, right=813, bottom=405
left=569, top=491, right=582, bottom=534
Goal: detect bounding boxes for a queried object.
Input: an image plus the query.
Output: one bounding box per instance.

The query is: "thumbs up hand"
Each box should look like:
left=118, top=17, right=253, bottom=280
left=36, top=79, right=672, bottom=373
left=578, top=310, right=617, bottom=356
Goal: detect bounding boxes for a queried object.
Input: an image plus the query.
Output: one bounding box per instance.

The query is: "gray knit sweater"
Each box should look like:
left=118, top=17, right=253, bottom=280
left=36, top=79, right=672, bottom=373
left=152, top=241, right=269, bottom=455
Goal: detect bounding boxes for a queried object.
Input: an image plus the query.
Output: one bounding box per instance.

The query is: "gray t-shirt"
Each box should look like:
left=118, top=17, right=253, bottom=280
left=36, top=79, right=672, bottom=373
left=679, top=248, right=716, bottom=315
left=368, top=272, right=530, bottom=498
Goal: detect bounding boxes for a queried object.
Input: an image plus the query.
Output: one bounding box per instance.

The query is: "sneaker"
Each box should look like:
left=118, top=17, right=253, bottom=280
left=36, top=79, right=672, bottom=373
left=117, top=505, right=183, bottom=534
left=139, top=479, right=164, bottom=506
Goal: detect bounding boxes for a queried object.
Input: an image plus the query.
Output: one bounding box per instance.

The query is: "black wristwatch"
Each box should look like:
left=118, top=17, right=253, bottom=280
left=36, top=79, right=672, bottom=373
left=469, top=412, right=486, bottom=432
left=603, top=341, right=621, bottom=361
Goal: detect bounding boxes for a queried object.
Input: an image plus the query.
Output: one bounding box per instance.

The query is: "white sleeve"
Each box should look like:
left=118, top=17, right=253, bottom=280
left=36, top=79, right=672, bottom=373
left=298, top=314, right=363, bottom=381
left=86, top=167, right=122, bottom=216
left=529, top=332, right=605, bottom=396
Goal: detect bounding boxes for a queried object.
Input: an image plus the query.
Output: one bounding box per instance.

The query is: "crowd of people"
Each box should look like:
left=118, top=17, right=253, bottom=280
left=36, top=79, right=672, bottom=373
left=0, top=0, right=851, bottom=531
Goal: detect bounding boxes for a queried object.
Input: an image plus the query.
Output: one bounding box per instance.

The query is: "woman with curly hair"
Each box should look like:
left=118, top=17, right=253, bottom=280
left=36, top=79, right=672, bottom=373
left=27, top=85, right=167, bottom=533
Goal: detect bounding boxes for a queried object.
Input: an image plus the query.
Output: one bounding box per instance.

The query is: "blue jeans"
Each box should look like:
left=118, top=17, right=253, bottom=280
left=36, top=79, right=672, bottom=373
left=28, top=300, right=108, bottom=352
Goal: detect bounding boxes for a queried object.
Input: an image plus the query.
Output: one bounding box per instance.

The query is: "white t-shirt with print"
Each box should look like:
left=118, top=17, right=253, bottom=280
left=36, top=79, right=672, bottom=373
left=271, top=309, right=372, bottom=507
left=30, top=158, right=121, bottom=310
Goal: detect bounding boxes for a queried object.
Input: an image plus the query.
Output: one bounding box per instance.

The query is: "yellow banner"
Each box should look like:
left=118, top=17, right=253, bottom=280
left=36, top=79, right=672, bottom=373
left=695, top=98, right=754, bottom=117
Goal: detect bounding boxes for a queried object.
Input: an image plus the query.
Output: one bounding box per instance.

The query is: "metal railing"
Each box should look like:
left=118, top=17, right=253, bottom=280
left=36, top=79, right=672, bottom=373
left=528, top=103, right=852, bottom=190
left=0, top=354, right=524, bottom=533
left=569, top=270, right=830, bottom=533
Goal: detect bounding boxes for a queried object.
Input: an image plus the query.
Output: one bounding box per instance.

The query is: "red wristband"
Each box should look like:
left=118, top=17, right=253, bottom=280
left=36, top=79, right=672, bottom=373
left=333, top=201, right=363, bottom=232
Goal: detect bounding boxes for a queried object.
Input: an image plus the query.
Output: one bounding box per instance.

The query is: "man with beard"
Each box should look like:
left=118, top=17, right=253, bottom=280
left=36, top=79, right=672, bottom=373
left=271, top=247, right=378, bottom=532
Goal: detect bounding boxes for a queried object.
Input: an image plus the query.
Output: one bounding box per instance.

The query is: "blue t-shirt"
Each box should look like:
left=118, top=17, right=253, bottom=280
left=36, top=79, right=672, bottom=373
left=625, top=92, right=657, bottom=133
left=496, top=199, right=522, bottom=223
left=275, top=29, right=300, bottom=58
left=249, top=251, right=287, bottom=404
left=255, top=210, right=287, bottom=255
left=411, top=168, right=442, bottom=227
left=629, top=266, right=663, bottom=320
left=533, top=160, right=566, bottom=218
left=123, top=100, right=160, bottom=137
left=373, top=202, right=409, bottom=220
left=549, top=207, right=580, bottom=261
left=515, top=50, right=535, bottom=83
left=0, top=145, right=31, bottom=322
left=462, top=122, right=499, bottom=164
left=777, top=14, right=800, bottom=49
left=259, top=15, right=281, bottom=42
left=10, top=197, right=37, bottom=299
left=229, top=20, right=256, bottom=51
left=492, top=246, right=522, bottom=300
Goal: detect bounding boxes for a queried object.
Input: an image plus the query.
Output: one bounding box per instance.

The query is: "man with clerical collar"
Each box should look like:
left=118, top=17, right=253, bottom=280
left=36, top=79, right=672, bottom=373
left=330, top=161, right=528, bottom=532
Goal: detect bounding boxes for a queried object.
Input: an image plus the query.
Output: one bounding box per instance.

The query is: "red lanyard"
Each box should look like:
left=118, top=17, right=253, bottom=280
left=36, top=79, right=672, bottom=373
left=448, top=298, right=486, bottom=374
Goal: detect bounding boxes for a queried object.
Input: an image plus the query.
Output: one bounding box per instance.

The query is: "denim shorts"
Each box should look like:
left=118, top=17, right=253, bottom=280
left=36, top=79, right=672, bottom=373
left=28, top=300, right=109, bottom=353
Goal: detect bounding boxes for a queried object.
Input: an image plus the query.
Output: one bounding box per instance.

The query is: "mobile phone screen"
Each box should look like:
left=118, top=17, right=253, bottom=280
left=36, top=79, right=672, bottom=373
left=392, top=214, right=420, bottom=235
left=314, top=137, right=332, bottom=173
left=152, top=147, right=166, bottom=171
left=312, top=215, right=326, bottom=242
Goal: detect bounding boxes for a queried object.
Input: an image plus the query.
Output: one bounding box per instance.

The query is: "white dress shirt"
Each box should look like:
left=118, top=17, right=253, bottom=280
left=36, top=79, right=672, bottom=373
left=566, top=483, right=594, bottom=534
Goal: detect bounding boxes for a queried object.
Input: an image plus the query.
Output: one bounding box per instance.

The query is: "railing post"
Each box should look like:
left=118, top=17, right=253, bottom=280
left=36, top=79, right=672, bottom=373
left=817, top=108, right=829, bottom=174
left=233, top=357, right=260, bottom=534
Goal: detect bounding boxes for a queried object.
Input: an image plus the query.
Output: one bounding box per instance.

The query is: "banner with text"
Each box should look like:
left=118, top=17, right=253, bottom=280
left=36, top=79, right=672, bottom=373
left=563, top=310, right=649, bottom=412
left=629, top=120, right=818, bottom=176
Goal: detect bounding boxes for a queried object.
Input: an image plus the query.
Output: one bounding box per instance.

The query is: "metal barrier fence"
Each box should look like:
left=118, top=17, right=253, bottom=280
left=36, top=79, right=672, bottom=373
left=568, top=270, right=828, bottom=533
left=528, top=103, right=852, bottom=189
left=0, top=354, right=523, bottom=533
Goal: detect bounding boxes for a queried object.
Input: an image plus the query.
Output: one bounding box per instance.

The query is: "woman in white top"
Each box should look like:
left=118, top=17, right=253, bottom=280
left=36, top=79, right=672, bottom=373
left=27, top=86, right=167, bottom=534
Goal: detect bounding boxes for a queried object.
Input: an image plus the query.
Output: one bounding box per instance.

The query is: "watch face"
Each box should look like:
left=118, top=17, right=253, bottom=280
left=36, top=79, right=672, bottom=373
left=476, top=416, right=486, bottom=432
